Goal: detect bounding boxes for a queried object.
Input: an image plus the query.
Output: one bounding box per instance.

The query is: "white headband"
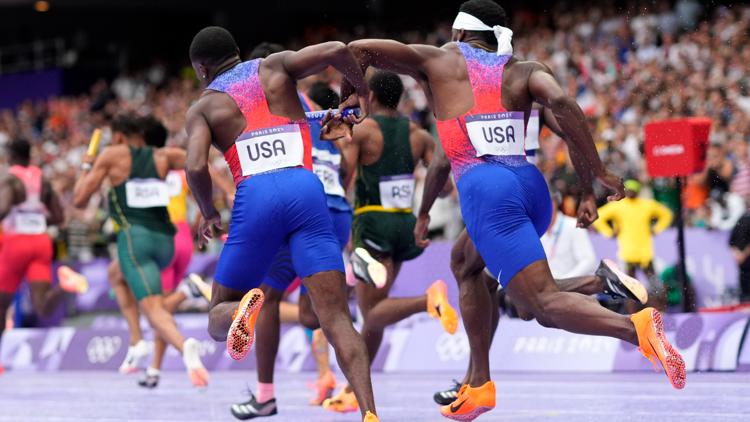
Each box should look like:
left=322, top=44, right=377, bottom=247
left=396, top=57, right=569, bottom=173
left=452, top=11, right=513, bottom=56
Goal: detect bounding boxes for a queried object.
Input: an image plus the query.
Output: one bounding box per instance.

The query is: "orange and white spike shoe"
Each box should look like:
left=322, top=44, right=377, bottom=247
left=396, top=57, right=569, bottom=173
left=631, top=307, right=686, bottom=389
left=427, top=280, right=458, bottom=334
left=309, top=370, right=337, bottom=406
left=182, top=338, right=209, bottom=388
left=440, top=381, right=496, bottom=421
left=363, top=411, right=379, bottom=422
left=57, top=266, right=88, bottom=294
left=227, top=288, right=264, bottom=361
left=322, top=388, right=359, bottom=413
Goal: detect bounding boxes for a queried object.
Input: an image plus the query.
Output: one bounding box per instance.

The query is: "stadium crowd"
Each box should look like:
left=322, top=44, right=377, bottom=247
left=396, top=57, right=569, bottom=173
left=1, top=0, right=750, bottom=264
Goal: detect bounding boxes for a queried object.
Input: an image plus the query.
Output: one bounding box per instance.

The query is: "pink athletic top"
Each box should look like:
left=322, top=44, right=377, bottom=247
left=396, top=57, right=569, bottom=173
left=435, top=42, right=528, bottom=181
left=207, top=60, right=313, bottom=186
left=3, top=165, right=48, bottom=235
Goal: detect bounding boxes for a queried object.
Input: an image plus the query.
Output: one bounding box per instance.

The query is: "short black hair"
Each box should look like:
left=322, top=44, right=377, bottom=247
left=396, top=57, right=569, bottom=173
left=189, top=26, right=239, bottom=65
left=141, top=116, right=168, bottom=148
left=459, top=0, right=508, bottom=46
left=368, top=71, right=403, bottom=110
left=307, top=82, right=340, bottom=110
left=8, top=138, right=31, bottom=163
left=111, top=113, right=141, bottom=137
left=248, top=42, right=285, bottom=60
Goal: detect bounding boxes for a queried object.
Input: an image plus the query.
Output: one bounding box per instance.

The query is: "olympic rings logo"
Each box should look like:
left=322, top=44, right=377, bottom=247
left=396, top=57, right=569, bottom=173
left=86, top=336, right=123, bottom=364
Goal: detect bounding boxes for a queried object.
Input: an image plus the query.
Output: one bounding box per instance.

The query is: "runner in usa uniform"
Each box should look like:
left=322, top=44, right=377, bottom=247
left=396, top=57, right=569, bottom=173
left=424, top=109, right=650, bottom=407
left=185, top=27, right=377, bottom=422
left=228, top=43, right=360, bottom=420
left=0, top=139, right=77, bottom=363
left=344, top=0, right=685, bottom=419
left=73, top=114, right=208, bottom=388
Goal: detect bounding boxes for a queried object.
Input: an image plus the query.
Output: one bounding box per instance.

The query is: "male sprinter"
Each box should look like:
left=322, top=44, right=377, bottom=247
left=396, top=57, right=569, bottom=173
left=73, top=113, right=208, bottom=387
left=229, top=44, right=357, bottom=420
left=185, top=27, right=377, bottom=422
left=324, top=70, right=458, bottom=414
left=0, top=139, right=82, bottom=358
left=345, top=0, right=685, bottom=419
left=423, top=155, right=648, bottom=406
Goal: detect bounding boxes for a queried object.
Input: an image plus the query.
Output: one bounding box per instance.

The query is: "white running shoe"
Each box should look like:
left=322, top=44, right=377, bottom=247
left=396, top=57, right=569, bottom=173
left=351, top=248, right=387, bottom=288
left=119, top=340, right=150, bottom=375
left=182, top=338, right=209, bottom=388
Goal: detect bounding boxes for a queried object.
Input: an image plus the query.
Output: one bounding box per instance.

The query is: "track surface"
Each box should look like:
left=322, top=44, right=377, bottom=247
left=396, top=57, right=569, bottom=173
left=0, top=371, right=747, bottom=421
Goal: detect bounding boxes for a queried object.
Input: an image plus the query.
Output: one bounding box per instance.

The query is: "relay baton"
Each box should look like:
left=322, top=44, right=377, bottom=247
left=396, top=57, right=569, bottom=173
left=304, top=108, right=360, bottom=121
left=87, top=128, right=102, bottom=157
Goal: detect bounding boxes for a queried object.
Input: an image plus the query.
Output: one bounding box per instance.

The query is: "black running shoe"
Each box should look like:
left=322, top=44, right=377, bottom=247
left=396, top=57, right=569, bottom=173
left=231, top=392, right=278, bottom=420
left=596, top=259, right=648, bottom=304
left=433, top=379, right=462, bottom=405
left=138, top=372, right=159, bottom=389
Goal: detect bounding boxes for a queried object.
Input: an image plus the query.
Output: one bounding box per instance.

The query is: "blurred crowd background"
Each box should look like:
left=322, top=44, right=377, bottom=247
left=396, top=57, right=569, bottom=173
left=1, top=0, right=749, bottom=266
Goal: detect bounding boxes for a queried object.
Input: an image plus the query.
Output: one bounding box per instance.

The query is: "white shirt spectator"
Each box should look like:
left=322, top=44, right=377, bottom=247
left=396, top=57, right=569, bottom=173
left=541, top=212, right=598, bottom=279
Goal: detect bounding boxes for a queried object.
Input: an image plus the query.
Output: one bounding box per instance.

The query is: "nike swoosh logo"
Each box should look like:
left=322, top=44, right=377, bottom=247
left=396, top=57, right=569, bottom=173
left=450, top=399, right=468, bottom=413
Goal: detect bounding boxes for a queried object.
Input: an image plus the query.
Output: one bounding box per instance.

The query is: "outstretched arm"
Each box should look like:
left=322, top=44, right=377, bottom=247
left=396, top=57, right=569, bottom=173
left=529, top=66, right=624, bottom=201
left=281, top=42, right=369, bottom=116
left=414, top=141, right=451, bottom=248
left=73, top=148, right=113, bottom=208
left=185, top=106, right=222, bottom=245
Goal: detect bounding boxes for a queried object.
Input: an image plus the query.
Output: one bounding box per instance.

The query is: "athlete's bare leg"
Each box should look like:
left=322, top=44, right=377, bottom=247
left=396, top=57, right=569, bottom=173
left=279, top=301, right=299, bottom=324
left=0, top=292, right=13, bottom=347
left=450, top=233, right=495, bottom=387
left=108, top=260, right=142, bottom=346
left=28, top=282, right=66, bottom=318
left=304, top=270, right=375, bottom=418
left=150, top=291, right=187, bottom=370
left=139, top=295, right=186, bottom=353
left=356, top=253, right=425, bottom=360
left=255, top=285, right=284, bottom=385
left=505, top=260, right=638, bottom=344
left=207, top=282, right=245, bottom=341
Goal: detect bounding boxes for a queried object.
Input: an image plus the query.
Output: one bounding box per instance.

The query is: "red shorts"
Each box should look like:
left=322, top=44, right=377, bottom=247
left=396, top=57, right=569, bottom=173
left=0, top=233, right=53, bottom=293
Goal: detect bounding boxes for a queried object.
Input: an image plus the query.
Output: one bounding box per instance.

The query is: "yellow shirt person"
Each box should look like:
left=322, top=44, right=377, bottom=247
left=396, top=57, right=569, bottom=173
left=593, top=180, right=673, bottom=267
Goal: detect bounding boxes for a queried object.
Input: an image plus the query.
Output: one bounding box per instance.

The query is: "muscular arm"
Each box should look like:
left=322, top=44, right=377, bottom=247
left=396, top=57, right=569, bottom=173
left=412, top=124, right=435, bottom=167
left=185, top=106, right=218, bottom=219
left=541, top=108, right=595, bottom=194
left=417, top=141, right=451, bottom=218
left=0, top=176, right=24, bottom=220
left=164, top=147, right=187, bottom=171
left=41, top=179, right=64, bottom=225
left=344, top=39, right=445, bottom=103
left=529, top=66, right=622, bottom=200
left=73, top=148, right=114, bottom=208
left=281, top=42, right=368, bottom=97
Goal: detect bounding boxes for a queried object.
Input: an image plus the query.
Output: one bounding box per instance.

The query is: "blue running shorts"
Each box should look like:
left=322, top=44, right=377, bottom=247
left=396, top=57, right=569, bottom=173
left=457, top=163, right=552, bottom=288
left=214, top=168, right=345, bottom=292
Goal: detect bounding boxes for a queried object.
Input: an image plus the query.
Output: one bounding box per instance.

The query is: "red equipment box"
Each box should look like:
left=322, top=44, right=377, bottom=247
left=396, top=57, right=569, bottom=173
left=644, top=117, right=711, bottom=178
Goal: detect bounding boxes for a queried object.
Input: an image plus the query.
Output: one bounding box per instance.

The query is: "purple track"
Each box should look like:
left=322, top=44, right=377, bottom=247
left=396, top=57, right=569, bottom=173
left=0, top=371, right=747, bottom=421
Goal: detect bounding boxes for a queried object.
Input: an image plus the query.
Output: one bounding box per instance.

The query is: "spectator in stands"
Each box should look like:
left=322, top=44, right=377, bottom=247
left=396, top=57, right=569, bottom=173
left=541, top=188, right=597, bottom=278
left=593, top=180, right=672, bottom=310
left=729, top=207, right=750, bottom=302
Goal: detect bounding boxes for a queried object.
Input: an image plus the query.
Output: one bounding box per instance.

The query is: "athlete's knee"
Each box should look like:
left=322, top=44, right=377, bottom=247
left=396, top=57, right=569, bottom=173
left=207, top=307, right=229, bottom=341
left=298, top=299, right=320, bottom=330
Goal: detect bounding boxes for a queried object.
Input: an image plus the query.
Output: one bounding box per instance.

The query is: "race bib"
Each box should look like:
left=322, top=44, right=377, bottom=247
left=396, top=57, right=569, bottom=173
left=236, top=124, right=304, bottom=176
left=165, top=171, right=183, bottom=197
left=125, top=178, right=170, bottom=208
left=379, top=174, right=415, bottom=209
left=313, top=163, right=345, bottom=197
left=465, top=112, right=526, bottom=157
left=14, top=211, right=47, bottom=234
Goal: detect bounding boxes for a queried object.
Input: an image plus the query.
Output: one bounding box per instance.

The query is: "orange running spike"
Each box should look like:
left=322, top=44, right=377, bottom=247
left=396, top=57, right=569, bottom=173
left=631, top=307, right=686, bottom=389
